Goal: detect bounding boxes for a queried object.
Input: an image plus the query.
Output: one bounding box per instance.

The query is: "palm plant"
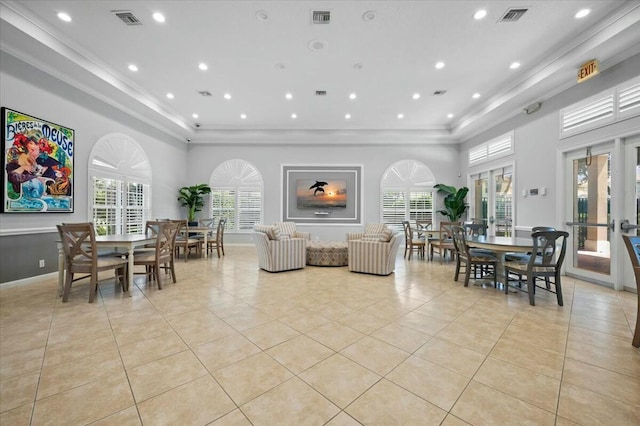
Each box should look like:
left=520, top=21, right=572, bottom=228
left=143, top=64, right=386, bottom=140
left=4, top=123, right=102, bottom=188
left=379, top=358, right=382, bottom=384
left=177, top=184, right=211, bottom=222
left=434, top=184, right=469, bottom=221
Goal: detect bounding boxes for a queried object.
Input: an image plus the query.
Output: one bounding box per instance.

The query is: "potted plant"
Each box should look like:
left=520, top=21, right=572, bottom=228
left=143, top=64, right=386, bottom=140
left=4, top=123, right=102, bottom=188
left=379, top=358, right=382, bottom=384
left=434, top=184, right=469, bottom=221
left=177, top=183, right=212, bottom=223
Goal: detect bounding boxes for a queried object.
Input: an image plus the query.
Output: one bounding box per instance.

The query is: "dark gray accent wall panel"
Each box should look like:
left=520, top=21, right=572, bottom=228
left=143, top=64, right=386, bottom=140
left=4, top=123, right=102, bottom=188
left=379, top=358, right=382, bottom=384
left=0, top=232, right=58, bottom=283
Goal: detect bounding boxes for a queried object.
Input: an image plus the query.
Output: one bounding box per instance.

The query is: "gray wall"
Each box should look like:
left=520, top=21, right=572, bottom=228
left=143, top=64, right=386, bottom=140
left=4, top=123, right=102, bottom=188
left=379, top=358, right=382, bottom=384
left=0, top=52, right=188, bottom=283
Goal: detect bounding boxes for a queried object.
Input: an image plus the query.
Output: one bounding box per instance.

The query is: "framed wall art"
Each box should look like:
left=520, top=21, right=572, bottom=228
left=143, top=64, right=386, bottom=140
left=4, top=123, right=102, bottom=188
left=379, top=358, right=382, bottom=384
left=1, top=107, right=74, bottom=213
left=282, top=165, right=362, bottom=224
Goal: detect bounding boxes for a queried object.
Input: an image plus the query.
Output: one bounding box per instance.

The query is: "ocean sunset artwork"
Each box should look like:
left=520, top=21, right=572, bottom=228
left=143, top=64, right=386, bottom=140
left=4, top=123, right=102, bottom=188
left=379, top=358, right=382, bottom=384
left=296, top=179, right=347, bottom=209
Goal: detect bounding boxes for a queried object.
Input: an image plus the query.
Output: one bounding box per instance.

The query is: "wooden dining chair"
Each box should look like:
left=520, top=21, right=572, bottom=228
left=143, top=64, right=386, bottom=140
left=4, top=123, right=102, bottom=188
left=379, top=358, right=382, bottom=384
left=172, top=219, right=201, bottom=261
left=622, top=235, right=640, bottom=348
left=402, top=220, right=426, bottom=260
left=205, top=218, right=226, bottom=257
left=429, top=221, right=459, bottom=263
left=450, top=225, right=498, bottom=287
left=133, top=221, right=179, bottom=289
left=56, top=222, right=128, bottom=303
left=504, top=230, right=569, bottom=306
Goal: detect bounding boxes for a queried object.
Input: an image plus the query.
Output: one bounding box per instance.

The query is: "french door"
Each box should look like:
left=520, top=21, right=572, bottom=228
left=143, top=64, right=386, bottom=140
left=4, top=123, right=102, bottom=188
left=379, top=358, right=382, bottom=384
left=469, top=164, right=514, bottom=236
left=564, top=136, right=639, bottom=290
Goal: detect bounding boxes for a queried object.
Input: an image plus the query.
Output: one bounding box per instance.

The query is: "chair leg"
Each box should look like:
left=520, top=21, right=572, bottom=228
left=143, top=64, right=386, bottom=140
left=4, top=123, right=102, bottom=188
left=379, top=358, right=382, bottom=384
left=454, top=259, right=461, bottom=281
left=62, top=270, right=73, bottom=302
left=527, top=275, right=536, bottom=306
left=155, top=265, right=162, bottom=290
left=555, top=273, right=564, bottom=306
left=89, top=272, right=98, bottom=303
left=216, top=244, right=221, bottom=258
left=463, top=261, right=471, bottom=287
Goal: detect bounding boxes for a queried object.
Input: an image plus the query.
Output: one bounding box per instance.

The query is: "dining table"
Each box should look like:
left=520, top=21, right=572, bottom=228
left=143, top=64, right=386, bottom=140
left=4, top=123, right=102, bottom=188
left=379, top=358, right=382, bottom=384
left=57, top=233, right=156, bottom=296
left=466, top=235, right=533, bottom=286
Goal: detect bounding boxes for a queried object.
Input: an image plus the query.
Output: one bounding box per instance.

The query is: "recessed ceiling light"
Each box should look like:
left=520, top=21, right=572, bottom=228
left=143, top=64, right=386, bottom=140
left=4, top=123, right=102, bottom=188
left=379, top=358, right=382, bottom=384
left=353, top=63, right=364, bottom=70
left=224, top=93, right=231, bottom=100
left=192, top=113, right=199, bottom=119
left=435, top=61, right=445, bottom=69
left=275, top=63, right=285, bottom=70
left=166, top=93, right=174, bottom=99
left=291, top=113, right=297, bottom=119
left=345, top=114, right=351, bottom=119
left=472, top=93, right=481, bottom=99
left=575, top=9, right=591, bottom=19
left=509, top=62, right=521, bottom=69
left=412, top=93, right=421, bottom=100
left=447, top=113, right=454, bottom=118
left=349, top=93, right=357, bottom=100
left=240, top=114, right=247, bottom=119
left=57, top=12, right=71, bottom=22
left=128, top=64, right=138, bottom=72
left=256, top=10, right=269, bottom=21
left=152, top=12, right=165, bottom=23
left=285, top=93, right=293, bottom=100
left=473, top=10, right=487, bottom=20
left=397, top=113, right=404, bottom=119
left=362, top=11, right=376, bottom=22
left=198, top=63, right=208, bottom=71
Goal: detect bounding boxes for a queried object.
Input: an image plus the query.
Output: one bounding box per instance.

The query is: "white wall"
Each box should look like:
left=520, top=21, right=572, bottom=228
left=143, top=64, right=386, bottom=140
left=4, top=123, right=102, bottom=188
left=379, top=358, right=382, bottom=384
left=459, top=52, right=640, bottom=229
left=0, top=52, right=188, bottom=231
left=187, top=143, right=462, bottom=242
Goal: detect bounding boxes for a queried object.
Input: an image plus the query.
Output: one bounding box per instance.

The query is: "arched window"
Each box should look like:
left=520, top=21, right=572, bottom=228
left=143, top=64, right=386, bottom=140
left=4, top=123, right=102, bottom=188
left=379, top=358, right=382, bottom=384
left=380, top=160, right=436, bottom=231
left=209, top=159, right=263, bottom=232
left=88, top=133, right=152, bottom=235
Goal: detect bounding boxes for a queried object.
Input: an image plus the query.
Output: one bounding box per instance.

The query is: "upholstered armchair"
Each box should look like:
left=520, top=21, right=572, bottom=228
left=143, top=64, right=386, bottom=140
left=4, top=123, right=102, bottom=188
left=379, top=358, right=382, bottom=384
left=273, top=221, right=311, bottom=240
left=252, top=224, right=307, bottom=272
left=347, top=224, right=401, bottom=275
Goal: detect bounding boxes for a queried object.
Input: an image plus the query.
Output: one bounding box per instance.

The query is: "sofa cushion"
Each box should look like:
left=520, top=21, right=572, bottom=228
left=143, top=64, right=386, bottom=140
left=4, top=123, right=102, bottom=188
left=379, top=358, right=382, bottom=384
left=254, top=224, right=276, bottom=240
left=364, top=223, right=386, bottom=236
left=362, top=234, right=383, bottom=241
left=380, top=227, right=395, bottom=242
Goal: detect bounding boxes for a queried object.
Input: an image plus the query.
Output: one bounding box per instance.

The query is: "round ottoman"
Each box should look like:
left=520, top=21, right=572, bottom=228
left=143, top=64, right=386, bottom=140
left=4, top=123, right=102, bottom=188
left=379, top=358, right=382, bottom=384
left=306, top=240, right=349, bottom=266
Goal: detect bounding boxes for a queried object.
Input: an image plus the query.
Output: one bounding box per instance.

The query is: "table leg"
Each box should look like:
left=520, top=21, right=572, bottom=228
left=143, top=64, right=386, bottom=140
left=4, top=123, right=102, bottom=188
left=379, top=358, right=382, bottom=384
left=126, top=247, right=134, bottom=296
left=203, top=232, right=208, bottom=259
left=57, top=244, right=64, bottom=297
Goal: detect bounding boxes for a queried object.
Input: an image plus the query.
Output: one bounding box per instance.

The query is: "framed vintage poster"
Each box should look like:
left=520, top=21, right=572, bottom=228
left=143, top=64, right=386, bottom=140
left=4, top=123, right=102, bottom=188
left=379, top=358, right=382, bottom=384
left=282, top=165, right=362, bottom=225
left=1, top=107, right=74, bottom=212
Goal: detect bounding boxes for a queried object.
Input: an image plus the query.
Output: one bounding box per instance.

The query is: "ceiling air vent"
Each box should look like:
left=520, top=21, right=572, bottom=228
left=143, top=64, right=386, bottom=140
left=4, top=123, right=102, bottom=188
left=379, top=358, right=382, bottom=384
left=312, top=10, right=330, bottom=24
left=112, top=10, right=142, bottom=26
left=499, top=8, right=528, bottom=22
left=315, top=90, right=327, bottom=96
left=433, top=90, right=447, bottom=96
left=197, top=90, right=212, bottom=97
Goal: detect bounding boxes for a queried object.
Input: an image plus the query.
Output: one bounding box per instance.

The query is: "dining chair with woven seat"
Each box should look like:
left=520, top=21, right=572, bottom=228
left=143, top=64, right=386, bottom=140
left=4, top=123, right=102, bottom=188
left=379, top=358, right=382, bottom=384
left=622, top=235, right=640, bottom=348
left=133, top=220, right=179, bottom=289
left=402, top=220, right=426, bottom=260
left=173, top=220, right=201, bottom=261
left=430, top=221, right=459, bottom=263
left=205, top=218, right=226, bottom=257
left=57, top=222, right=128, bottom=303
left=451, top=225, right=498, bottom=287
left=504, top=230, right=569, bottom=306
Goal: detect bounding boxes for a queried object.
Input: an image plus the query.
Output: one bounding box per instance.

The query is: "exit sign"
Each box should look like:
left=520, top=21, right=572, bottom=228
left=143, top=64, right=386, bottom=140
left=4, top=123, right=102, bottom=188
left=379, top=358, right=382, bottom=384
left=578, top=59, right=599, bottom=83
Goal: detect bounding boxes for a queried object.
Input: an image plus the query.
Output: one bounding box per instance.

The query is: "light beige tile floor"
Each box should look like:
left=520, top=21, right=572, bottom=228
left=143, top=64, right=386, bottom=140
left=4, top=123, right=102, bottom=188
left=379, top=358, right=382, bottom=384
left=1, top=245, right=639, bottom=425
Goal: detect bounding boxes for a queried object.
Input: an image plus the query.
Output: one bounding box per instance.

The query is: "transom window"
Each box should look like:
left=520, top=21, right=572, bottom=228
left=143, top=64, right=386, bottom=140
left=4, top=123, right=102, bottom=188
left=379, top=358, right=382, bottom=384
left=380, top=160, right=436, bottom=231
left=209, top=159, right=263, bottom=232
left=89, top=134, right=151, bottom=235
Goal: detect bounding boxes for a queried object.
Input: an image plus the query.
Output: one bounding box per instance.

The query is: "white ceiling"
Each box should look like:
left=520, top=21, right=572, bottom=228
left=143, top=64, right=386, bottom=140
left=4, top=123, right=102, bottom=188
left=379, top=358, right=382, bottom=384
left=1, top=1, right=640, bottom=145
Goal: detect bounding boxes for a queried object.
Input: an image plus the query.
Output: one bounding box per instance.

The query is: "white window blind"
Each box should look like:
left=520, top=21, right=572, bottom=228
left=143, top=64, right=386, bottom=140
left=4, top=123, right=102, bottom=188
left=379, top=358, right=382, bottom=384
left=210, top=159, right=263, bottom=232
left=618, top=80, right=640, bottom=118
left=88, top=134, right=152, bottom=236
left=560, top=76, right=640, bottom=138
left=381, top=190, right=434, bottom=232
left=469, top=131, right=514, bottom=165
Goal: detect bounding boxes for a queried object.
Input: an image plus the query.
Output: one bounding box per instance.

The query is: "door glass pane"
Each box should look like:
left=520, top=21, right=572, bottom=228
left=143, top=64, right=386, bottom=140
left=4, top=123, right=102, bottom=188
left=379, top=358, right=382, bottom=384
left=636, top=147, right=640, bottom=236
left=572, top=153, right=611, bottom=274
left=495, top=171, right=513, bottom=236
left=473, top=177, right=488, bottom=226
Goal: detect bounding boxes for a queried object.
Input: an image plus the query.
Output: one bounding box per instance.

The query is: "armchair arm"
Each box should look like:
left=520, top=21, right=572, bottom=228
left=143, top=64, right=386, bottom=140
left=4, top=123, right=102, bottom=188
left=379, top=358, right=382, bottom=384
left=293, top=231, right=311, bottom=240
left=347, top=232, right=364, bottom=241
